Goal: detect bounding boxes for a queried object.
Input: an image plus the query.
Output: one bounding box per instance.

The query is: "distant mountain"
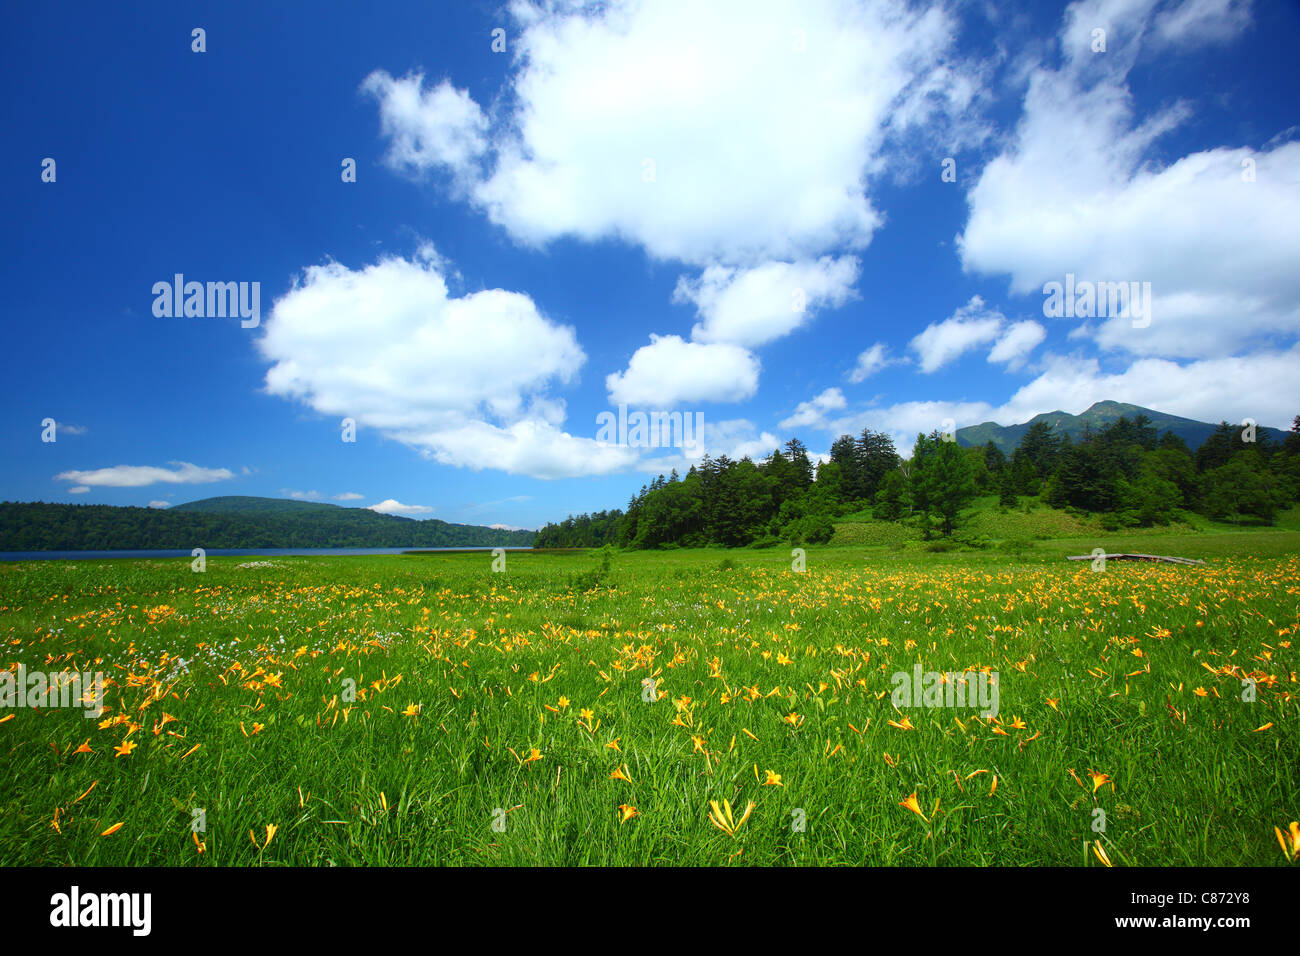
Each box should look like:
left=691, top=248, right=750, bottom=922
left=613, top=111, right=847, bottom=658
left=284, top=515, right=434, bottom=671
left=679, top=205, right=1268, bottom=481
left=172, top=496, right=370, bottom=516
left=955, top=401, right=1289, bottom=454
left=0, top=496, right=534, bottom=551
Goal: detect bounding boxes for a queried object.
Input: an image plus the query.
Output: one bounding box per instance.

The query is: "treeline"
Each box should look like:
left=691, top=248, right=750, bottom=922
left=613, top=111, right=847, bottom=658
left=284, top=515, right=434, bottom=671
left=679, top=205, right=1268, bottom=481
left=535, top=414, right=1300, bottom=549
left=0, top=502, right=536, bottom=551
left=535, top=436, right=881, bottom=549
left=1001, top=416, right=1299, bottom=528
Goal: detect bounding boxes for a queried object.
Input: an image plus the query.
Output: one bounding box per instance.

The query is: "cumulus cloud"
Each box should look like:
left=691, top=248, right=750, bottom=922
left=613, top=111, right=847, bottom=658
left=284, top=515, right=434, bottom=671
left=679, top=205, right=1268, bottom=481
left=333, top=492, right=364, bottom=501
left=910, top=296, right=1006, bottom=372
left=68, top=486, right=89, bottom=494
left=848, top=343, right=895, bottom=383
left=148, top=500, right=170, bottom=509
left=987, top=320, right=1047, bottom=369
left=361, top=71, right=488, bottom=184
left=366, top=0, right=977, bottom=267
left=992, top=346, right=1300, bottom=428
left=779, top=387, right=847, bottom=430
left=960, top=0, right=1299, bottom=359
left=674, top=257, right=860, bottom=348
left=817, top=345, right=1300, bottom=455
left=258, top=252, right=639, bottom=479
left=365, top=0, right=992, bottom=405
left=604, top=334, right=760, bottom=406
left=367, top=499, right=434, bottom=517
left=54, top=461, right=234, bottom=488
left=702, top=418, right=786, bottom=462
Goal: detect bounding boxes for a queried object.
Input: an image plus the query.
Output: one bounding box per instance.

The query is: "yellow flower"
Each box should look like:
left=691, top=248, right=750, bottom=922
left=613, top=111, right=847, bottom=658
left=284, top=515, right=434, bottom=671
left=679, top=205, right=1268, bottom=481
left=1092, top=842, right=1113, bottom=867
left=784, top=712, right=802, bottom=727
left=707, top=799, right=755, bottom=837
left=113, top=739, right=137, bottom=758
left=1045, top=698, right=1060, bottom=711
left=1275, top=822, right=1300, bottom=862
left=887, top=715, right=914, bottom=731
left=100, top=822, right=124, bottom=837
left=402, top=703, right=421, bottom=717
left=606, top=738, right=621, bottom=752
left=580, top=708, right=594, bottom=721
left=1088, top=770, right=1112, bottom=793
left=763, top=770, right=783, bottom=786
left=610, top=765, right=631, bottom=783
left=557, top=696, right=570, bottom=709
left=899, top=791, right=928, bottom=822
left=618, top=804, right=639, bottom=824
left=263, top=823, right=278, bottom=849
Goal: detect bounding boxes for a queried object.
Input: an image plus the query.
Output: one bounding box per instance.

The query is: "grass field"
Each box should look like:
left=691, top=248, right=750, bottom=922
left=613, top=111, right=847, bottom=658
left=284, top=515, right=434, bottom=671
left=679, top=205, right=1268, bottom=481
left=1, top=534, right=1297, bottom=866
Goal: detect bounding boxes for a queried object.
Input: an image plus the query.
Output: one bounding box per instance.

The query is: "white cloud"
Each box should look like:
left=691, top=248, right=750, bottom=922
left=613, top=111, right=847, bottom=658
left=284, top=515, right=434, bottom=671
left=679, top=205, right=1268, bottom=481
left=407, top=417, right=640, bottom=477
left=259, top=253, right=639, bottom=479
left=993, top=347, right=1300, bottom=428
left=367, top=499, right=434, bottom=517
left=848, top=343, right=895, bottom=383
left=1152, top=0, right=1252, bottom=49
left=361, top=72, right=488, bottom=184
left=148, top=500, right=170, bottom=509
left=68, top=486, right=89, bottom=494
left=625, top=417, right=783, bottom=474
left=703, top=418, right=785, bottom=462
left=910, top=296, right=1006, bottom=372
left=826, top=398, right=995, bottom=457
left=988, top=320, right=1047, bottom=369
left=54, top=461, right=234, bottom=488
left=674, top=257, right=860, bottom=348
left=779, top=387, right=847, bottom=430
left=57, top=423, right=87, bottom=436
left=366, top=0, right=977, bottom=266
left=366, top=2, right=989, bottom=406
left=333, top=492, right=364, bottom=501
left=822, top=345, right=1300, bottom=455
left=285, top=489, right=322, bottom=500
left=960, top=0, right=1299, bottom=360
left=605, top=334, right=759, bottom=406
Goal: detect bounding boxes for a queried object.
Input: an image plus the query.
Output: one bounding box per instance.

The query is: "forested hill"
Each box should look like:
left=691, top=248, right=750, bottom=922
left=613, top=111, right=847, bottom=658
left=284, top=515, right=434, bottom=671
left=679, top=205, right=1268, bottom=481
left=0, top=497, right=535, bottom=551
left=955, top=400, right=1288, bottom=454
left=536, top=412, right=1300, bottom=550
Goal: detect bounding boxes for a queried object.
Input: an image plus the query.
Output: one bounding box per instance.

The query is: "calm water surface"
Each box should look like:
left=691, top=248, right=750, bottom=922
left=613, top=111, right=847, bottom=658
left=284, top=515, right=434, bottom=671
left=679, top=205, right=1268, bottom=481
left=0, top=547, right=529, bottom=562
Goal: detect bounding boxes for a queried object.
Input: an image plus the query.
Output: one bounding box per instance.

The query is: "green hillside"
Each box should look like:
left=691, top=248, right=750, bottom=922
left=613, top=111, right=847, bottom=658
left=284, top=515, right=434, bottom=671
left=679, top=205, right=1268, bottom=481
left=0, top=497, right=535, bottom=551
left=955, top=400, right=1288, bottom=454
left=172, top=496, right=365, bottom=516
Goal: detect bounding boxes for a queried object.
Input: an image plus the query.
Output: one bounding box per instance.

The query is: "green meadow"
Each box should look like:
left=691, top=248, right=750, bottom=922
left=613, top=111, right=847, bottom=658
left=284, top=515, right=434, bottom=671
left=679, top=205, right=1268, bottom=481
left=1, top=525, right=1297, bottom=866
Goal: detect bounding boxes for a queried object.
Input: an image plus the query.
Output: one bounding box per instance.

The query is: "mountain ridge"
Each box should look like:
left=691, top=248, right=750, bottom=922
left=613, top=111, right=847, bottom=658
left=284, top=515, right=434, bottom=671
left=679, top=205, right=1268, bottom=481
left=954, top=400, right=1288, bottom=454
left=0, top=496, right=535, bottom=551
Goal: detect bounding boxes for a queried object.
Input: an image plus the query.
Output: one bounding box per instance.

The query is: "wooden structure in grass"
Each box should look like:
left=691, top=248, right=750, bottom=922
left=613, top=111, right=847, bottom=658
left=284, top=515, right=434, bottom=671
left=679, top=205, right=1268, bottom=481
left=1066, top=553, right=1206, bottom=566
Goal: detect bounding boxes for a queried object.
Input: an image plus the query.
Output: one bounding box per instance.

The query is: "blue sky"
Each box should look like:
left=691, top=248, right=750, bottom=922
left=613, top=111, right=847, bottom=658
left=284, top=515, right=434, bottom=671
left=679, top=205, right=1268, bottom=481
left=4, top=0, right=1297, bottom=530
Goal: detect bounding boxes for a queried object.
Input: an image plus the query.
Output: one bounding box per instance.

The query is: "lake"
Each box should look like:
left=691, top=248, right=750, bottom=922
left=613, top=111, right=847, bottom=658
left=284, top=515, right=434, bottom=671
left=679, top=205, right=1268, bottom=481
left=0, top=547, right=531, bottom=562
